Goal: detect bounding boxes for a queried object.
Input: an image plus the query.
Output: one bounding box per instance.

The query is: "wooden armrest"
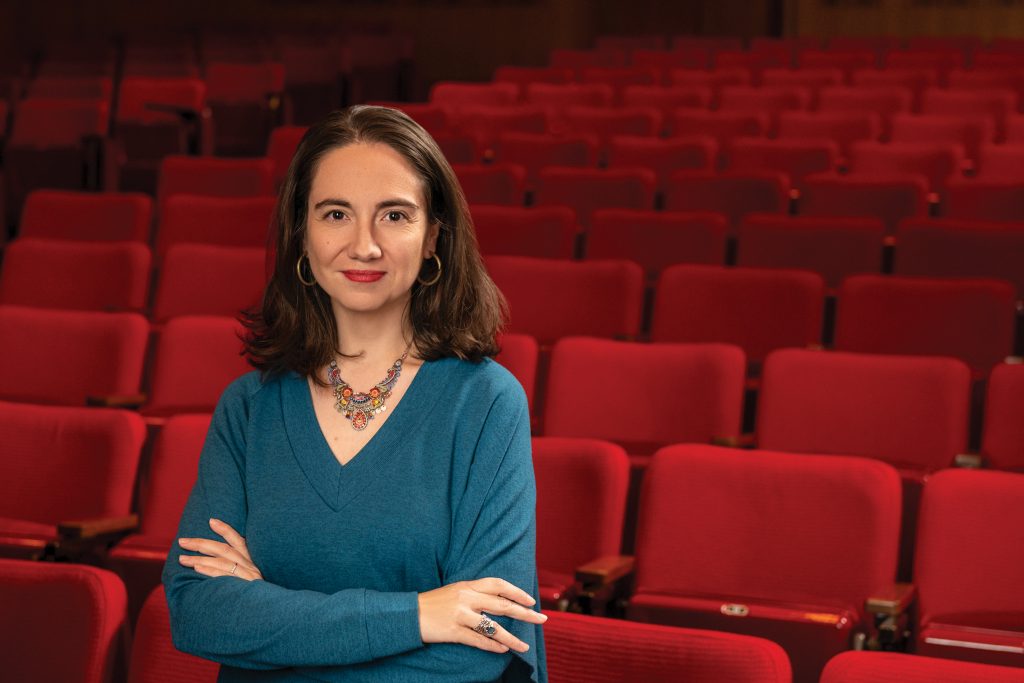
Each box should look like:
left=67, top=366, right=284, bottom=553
left=866, top=582, right=915, bottom=617
left=1004, top=355, right=1023, bottom=365
left=86, top=393, right=147, bottom=408
left=954, top=453, right=985, bottom=469
left=57, top=514, right=138, bottom=540
left=711, top=434, right=755, bottom=448
left=575, top=555, right=634, bottom=590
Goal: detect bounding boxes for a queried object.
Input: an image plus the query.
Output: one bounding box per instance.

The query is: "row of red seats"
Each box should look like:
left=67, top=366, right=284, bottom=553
left=3, top=416, right=1020, bottom=681
left=5, top=555, right=1020, bottom=683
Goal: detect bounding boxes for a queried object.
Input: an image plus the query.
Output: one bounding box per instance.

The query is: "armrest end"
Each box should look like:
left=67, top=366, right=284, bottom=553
left=86, top=393, right=147, bottom=409
left=575, top=555, right=635, bottom=590
left=954, top=453, right=985, bottom=469
left=866, top=582, right=915, bottom=617
left=57, top=514, right=139, bottom=541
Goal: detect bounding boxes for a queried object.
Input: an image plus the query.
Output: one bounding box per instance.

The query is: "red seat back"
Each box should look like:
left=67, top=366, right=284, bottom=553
left=982, top=362, right=1024, bottom=471
left=156, top=194, right=276, bottom=256
left=129, top=587, right=219, bottom=683
left=822, top=651, right=1024, bottom=683
left=139, top=414, right=212, bottom=537
left=153, top=244, right=267, bottom=322
left=19, top=190, right=152, bottom=243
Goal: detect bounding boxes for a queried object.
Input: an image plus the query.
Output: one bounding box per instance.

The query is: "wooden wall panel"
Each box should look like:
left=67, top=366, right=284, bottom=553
left=786, top=0, right=1024, bottom=40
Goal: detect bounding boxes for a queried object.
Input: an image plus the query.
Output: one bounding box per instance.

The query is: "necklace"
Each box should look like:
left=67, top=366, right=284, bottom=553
left=327, top=347, right=410, bottom=431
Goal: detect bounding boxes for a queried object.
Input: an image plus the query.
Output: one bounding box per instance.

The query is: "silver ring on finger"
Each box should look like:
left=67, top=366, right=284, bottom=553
left=474, top=613, right=497, bottom=638
left=230, top=562, right=238, bottom=575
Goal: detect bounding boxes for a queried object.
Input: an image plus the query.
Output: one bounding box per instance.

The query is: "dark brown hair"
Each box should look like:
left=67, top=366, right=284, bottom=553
left=243, top=105, right=505, bottom=383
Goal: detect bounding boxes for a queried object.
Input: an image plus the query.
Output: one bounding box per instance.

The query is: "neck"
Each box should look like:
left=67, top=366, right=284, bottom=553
left=332, top=297, right=414, bottom=368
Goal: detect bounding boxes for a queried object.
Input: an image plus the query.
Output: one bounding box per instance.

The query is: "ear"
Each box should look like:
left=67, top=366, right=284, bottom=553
left=423, top=220, right=440, bottom=257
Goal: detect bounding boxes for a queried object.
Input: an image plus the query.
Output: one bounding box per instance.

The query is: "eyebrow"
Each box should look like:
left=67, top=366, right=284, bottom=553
left=313, top=198, right=420, bottom=211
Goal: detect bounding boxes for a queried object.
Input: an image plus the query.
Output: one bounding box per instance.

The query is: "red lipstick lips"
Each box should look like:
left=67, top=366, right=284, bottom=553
left=343, top=270, right=385, bottom=282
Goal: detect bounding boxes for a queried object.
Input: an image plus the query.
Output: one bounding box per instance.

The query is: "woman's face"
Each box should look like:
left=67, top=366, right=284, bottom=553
left=304, top=142, right=439, bottom=320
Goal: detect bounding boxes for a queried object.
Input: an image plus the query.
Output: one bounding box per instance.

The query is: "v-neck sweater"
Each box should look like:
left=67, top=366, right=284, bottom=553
left=163, top=357, right=546, bottom=683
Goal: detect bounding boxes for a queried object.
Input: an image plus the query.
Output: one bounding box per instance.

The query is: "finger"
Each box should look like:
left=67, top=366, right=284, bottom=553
left=179, top=554, right=260, bottom=581
left=457, top=626, right=511, bottom=654
left=462, top=612, right=528, bottom=654
left=209, top=518, right=251, bottom=557
left=470, top=577, right=535, bottom=607
left=476, top=594, right=547, bottom=625
left=178, top=537, right=250, bottom=566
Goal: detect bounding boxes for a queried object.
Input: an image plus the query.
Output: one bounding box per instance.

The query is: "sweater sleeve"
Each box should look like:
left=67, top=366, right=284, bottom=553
left=162, top=375, right=425, bottom=670
left=293, top=371, right=546, bottom=683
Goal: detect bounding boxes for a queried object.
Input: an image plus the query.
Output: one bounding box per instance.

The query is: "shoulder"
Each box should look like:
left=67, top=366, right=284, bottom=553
left=431, top=356, right=527, bottom=412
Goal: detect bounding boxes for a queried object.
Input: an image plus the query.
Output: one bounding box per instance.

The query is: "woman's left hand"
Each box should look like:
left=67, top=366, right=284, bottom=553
left=177, top=518, right=264, bottom=581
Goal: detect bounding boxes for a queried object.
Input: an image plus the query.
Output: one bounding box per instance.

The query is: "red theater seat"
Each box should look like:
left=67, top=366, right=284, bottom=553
left=152, top=244, right=267, bottom=322
left=665, top=170, right=789, bottom=231
left=758, top=348, right=971, bottom=475
left=667, top=67, right=752, bottom=95
left=775, top=111, right=881, bottom=159
left=533, top=438, right=629, bottom=610
left=914, top=469, right=1024, bottom=668
left=143, top=316, right=251, bottom=416
left=651, top=265, right=824, bottom=366
left=834, top=274, right=1017, bottom=375
left=431, top=81, right=519, bottom=107
left=535, top=167, right=656, bottom=227
left=523, top=82, right=615, bottom=108
left=669, top=109, right=769, bottom=147
left=266, top=124, right=307, bottom=189
left=157, top=155, right=274, bottom=215
left=556, top=106, right=662, bottom=147
left=799, top=173, right=929, bottom=233
left=543, top=338, right=745, bottom=458
left=493, top=66, right=574, bottom=87
left=545, top=611, right=792, bottom=683
left=846, top=141, right=966, bottom=192
left=889, top=114, right=995, bottom=164
left=156, top=195, right=276, bottom=257
left=486, top=257, right=644, bottom=345
left=894, top=218, right=1024, bottom=297
left=452, top=163, right=526, bottom=206
left=587, top=209, right=728, bottom=278
left=943, top=179, right=1024, bottom=222
left=737, top=213, right=885, bottom=289
left=605, top=136, right=717, bottom=193
left=0, top=238, right=151, bottom=312
left=492, top=132, right=598, bottom=191
left=725, top=137, right=839, bottom=188
left=108, top=413, right=210, bottom=623
left=204, top=61, right=285, bottom=156
left=822, top=651, right=1023, bottom=683
left=19, top=190, right=152, bottom=243
left=129, top=587, right=219, bottom=683
left=0, top=306, right=149, bottom=406
left=920, top=88, right=1018, bottom=138
left=818, top=85, right=913, bottom=121
left=628, top=445, right=901, bottom=683
left=621, top=85, right=713, bottom=121
left=0, top=559, right=128, bottom=683
left=470, top=204, right=577, bottom=259
left=494, top=333, right=539, bottom=413
left=0, top=402, right=145, bottom=559
left=982, top=362, right=1024, bottom=472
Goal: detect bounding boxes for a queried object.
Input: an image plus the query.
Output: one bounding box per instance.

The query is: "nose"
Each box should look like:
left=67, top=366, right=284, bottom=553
left=347, top=218, right=382, bottom=261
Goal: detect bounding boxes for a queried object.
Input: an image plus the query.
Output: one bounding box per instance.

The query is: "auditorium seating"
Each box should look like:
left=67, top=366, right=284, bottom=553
left=492, top=132, right=599, bottom=190
left=18, top=190, right=152, bottom=243
left=152, top=244, right=267, bottom=322
left=143, top=315, right=252, bottom=416
left=628, top=444, right=902, bottom=683
left=156, top=155, right=275, bottom=215
left=665, top=170, right=789, bottom=230
left=775, top=111, right=881, bottom=159
left=0, top=305, right=149, bottom=406
left=535, top=167, right=657, bottom=226
left=107, top=413, right=211, bottom=622
left=650, top=265, right=824, bottom=366
left=913, top=469, right=1024, bottom=668
left=943, top=179, right=1024, bottom=222
left=129, top=587, right=220, bottom=682
left=533, top=437, right=629, bottom=610
left=821, top=651, right=1024, bottom=682
left=725, top=137, right=839, bottom=188
left=266, top=124, right=308, bottom=189
left=737, top=213, right=885, bottom=289
left=0, top=559, right=127, bottom=683
left=485, top=257, right=644, bottom=346
left=798, top=173, right=930, bottom=232
left=0, top=238, right=151, bottom=312
left=545, top=611, right=792, bottom=683
left=605, top=136, right=717, bottom=192
left=834, top=274, right=1017, bottom=375
left=669, top=109, right=770, bottom=146
left=452, top=163, right=527, bottom=205
left=587, top=209, right=728, bottom=278
left=0, top=401, right=146, bottom=559
left=846, top=141, right=965, bottom=193
left=495, top=333, right=539, bottom=413
left=470, top=205, right=578, bottom=259
left=981, top=362, right=1024, bottom=471
left=204, top=61, right=285, bottom=156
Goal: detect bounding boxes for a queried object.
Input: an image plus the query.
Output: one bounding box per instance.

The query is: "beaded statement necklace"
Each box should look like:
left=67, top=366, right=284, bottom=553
left=327, top=347, right=410, bottom=431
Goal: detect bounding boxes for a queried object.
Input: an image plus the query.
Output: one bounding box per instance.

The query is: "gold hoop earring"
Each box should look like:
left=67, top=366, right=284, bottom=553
left=296, top=254, right=316, bottom=287
left=417, top=253, right=442, bottom=287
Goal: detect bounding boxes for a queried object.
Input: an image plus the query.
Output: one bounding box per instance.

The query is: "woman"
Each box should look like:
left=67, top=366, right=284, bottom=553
left=163, top=105, right=547, bottom=683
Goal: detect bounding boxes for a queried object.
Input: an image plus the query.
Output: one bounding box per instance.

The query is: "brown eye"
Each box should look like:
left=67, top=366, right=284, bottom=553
left=385, top=210, right=405, bottom=222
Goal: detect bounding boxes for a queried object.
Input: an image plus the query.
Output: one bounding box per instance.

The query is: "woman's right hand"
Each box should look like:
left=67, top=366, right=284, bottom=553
left=417, top=578, right=547, bottom=654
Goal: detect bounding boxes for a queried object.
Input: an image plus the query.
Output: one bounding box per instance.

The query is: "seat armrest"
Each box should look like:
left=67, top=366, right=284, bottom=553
left=57, top=514, right=139, bottom=541
left=954, top=453, right=985, bottom=469
left=866, top=582, right=915, bottom=617
left=144, top=102, right=200, bottom=122
left=86, top=393, right=147, bottom=409
left=575, top=555, right=634, bottom=591
left=711, top=434, right=755, bottom=448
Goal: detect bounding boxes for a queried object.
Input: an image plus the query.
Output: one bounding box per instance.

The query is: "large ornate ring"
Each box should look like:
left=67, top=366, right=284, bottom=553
left=230, top=562, right=238, bottom=575
left=474, top=613, right=497, bottom=638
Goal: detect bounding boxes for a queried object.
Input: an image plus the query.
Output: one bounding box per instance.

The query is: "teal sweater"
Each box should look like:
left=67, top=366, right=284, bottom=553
left=163, top=357, right=546, bottom=683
